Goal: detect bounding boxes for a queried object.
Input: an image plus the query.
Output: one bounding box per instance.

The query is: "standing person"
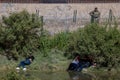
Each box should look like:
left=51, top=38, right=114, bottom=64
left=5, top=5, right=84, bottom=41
left=67, top=54, right=80, bottom=71
left=89, top=7, right=100, bottom=23
left=16, top=55, right=35, bottom=71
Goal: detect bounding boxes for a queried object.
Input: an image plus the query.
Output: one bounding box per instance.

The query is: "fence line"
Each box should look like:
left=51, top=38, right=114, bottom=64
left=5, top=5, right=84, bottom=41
left=0, top=0, right=120, bottom=3
left=0, top=3, right=120, bottom=28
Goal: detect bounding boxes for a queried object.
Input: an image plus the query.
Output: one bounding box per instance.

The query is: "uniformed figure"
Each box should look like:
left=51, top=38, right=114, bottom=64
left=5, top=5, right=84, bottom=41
left=89, top=7, right=100, bottom=23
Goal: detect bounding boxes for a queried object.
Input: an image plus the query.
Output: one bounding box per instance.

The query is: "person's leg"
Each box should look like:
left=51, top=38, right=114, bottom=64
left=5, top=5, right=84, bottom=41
left=16, top=61, right=25, bottom=71
left=91, top=16, right=94, bottom=23
left=77, top=61, right=87, bottom=71
left=67, top=63, right=74, bottom=71
left=77, top=62, right=90, bottom=71
left=82, top=62, right=90, bottom=68
left=67, top=63, right=78, bottom=71
left=18, top=61, right=26, bottom=68
left=72, top=64, right=78, bottom=71
left=77, top=65, right=83, bottom=72
left=19, top=61, right=27, bottom=71
left=78, top=62, right=90, bottom=71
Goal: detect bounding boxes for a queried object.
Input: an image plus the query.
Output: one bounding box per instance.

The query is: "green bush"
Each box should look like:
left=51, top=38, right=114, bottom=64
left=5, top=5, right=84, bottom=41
left=51, top=32, right=71, bottom=50
left=1, top=71, right=26, bottom=80
left=0, top=10, right=42, bottom=60
left=66, top=23, right=120, bottom=68
left=0, top=10, right=120, bottom=70
left=38, top=32, right=71, bottom=56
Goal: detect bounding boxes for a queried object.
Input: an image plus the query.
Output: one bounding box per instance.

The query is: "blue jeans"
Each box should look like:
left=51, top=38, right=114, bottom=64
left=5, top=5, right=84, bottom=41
left=67, top=63, right=79, bottom=71
left=77, top=62, right=90, bottom=71
left=18, top=59, right=31, bottom=68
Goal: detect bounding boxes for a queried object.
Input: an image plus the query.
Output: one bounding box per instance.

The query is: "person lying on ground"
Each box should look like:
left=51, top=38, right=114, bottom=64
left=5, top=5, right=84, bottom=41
left=67, top=55, right=80, bottom=71
left=67, top=54, right=96, bottom=72
left=77, top=55, right=96, bottom=71
left=16, top=55, right=35, bottom=71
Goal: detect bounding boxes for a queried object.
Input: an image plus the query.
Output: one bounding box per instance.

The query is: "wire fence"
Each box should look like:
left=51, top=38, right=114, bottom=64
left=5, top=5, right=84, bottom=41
left=0, top=3, right=120, bottom=32
left=67, top=0, right=120, bottom=3
left=0, top=0, right=120, bottom=3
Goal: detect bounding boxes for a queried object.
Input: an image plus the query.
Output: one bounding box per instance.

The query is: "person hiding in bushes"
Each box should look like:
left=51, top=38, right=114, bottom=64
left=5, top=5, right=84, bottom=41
left=16, top=55, right=35, bottom=71
left=67, top=54, right=96, bottom=72
left=67, top=54, right=80, bottom=71
left=77, top=54, right=95, bottom=71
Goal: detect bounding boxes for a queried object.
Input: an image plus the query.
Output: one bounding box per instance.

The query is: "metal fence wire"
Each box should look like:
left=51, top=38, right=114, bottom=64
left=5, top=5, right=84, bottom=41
left=0, top=0, right=120, bottom=3
left=0, top=3, right=120, bottom=25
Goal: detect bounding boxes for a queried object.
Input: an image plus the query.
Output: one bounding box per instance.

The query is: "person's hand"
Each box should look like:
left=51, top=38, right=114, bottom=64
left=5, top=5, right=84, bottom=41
left=29, top=59, right=32, bottom=62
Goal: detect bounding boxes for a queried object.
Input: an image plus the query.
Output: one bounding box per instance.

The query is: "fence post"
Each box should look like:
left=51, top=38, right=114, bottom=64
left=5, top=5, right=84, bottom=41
left=36, top=9, right=39, bottom=21
left=73, top=10, right=77, bottom=23
left=108, top=9, right=113, bottom=26
left=40, top=16, right=44, bottom=36
left=109, top=9, right=113, bottom=22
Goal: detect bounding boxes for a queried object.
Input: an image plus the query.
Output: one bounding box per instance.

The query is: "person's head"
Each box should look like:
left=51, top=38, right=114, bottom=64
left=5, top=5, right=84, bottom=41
left=94, top=7, right=98, bottom=11
left=31, top=56, right=35, bottom=61
left=28, top=55, right=35, bottom=61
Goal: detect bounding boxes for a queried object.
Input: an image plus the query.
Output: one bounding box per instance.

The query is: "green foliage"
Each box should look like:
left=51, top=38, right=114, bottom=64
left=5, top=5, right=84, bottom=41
left=38, top=32, right=71, bottom=56
left=3, top=71, right=24, bottom=80
left=66, top=23, right=120, bottom=68
left=0, top=10, right=42, bottom=60
left=0, top=10, right=120, bottom=69
left=38, top=34, right=51, bottom=56
left=0, top=70, right=35, bottom=80
left=51, top=32, right=71, bottom=50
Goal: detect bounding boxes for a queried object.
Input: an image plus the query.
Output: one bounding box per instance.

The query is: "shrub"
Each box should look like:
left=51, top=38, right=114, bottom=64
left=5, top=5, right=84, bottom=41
left=0, top=10, right=42, bottom=60
left=66, top=23, right=120, bottom=68
left=1, top=71, right=26, bottom=80
left=38, top=32, right=71, bottom=56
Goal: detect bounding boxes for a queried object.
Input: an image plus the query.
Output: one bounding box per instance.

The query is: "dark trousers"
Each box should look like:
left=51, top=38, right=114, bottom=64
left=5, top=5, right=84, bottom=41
left=67, top=63, right=78, bottom=71
left=18, top=60, right=31, bottom=68
left=77, top=62, right=90, bottom=71
left=18, top=61, right=26, bottom=68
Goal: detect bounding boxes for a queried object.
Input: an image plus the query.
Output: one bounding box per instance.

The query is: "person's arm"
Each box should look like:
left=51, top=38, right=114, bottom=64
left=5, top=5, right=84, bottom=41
left=29, top=58, right=32, bottom=63
left=89, top=11, right=94, bottom=16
